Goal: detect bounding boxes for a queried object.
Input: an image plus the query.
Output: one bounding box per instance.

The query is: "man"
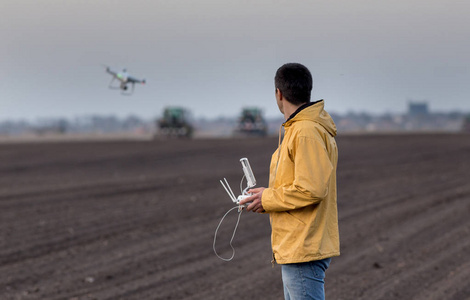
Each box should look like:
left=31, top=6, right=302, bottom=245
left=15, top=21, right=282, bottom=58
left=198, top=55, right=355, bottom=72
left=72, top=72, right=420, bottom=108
left=239, top=63, right=340, bottom=300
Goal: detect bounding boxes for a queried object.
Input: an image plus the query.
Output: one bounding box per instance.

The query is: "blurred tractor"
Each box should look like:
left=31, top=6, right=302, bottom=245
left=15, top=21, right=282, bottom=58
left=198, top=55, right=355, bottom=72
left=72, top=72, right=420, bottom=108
left=156, top=107, right=194, bottom=138
left=234, top=107, right=267, bottom=137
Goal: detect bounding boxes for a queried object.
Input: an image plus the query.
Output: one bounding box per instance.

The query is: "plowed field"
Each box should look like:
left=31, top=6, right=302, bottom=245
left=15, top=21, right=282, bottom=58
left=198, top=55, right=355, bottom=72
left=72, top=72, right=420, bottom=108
left=1, top=134, right=469, bottom=300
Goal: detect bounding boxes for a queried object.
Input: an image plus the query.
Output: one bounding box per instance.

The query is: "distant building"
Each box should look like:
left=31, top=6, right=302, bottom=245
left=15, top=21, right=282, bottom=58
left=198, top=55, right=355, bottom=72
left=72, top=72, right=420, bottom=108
left=408, top=101, right=429, bottom=116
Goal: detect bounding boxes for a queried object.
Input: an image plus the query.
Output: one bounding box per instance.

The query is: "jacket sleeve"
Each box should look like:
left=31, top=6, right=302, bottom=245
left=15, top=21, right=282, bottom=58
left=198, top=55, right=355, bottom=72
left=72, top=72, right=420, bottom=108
left=262, top=136, right=333, bottom=212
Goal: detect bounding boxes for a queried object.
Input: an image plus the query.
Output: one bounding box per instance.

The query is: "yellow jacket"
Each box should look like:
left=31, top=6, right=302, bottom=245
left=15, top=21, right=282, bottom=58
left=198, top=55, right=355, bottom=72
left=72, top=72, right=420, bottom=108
left=261, top=100, right=340, bottom=264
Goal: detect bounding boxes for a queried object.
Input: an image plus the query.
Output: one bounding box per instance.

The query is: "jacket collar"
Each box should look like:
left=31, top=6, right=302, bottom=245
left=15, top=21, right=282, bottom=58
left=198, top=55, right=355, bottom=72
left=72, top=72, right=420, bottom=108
left=283, top=99, right=323, bottom=125
left=281, top=99, right=337, bottom=137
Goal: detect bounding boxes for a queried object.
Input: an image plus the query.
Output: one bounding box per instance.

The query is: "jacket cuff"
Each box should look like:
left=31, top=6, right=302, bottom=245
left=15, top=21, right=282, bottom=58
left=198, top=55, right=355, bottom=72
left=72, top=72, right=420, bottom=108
left=261, top=188, right=276, bottom=212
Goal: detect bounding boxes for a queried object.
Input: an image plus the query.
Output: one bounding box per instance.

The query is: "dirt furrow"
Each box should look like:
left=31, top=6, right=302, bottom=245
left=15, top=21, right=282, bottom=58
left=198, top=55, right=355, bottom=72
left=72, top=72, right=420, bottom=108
left=1, top=134, right=469, bottom=300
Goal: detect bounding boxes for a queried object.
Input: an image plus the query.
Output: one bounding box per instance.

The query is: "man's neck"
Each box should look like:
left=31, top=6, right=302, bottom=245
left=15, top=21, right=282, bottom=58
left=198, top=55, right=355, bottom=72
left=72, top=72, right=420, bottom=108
left=283, top=102, right=305, bottom=120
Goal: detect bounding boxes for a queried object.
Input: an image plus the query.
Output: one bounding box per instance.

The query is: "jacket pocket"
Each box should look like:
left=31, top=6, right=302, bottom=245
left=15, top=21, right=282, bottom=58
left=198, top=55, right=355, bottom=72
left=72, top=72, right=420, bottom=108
left=285, top=210, right=307, bottom=226
left=272, top=211, right=307, bottom=257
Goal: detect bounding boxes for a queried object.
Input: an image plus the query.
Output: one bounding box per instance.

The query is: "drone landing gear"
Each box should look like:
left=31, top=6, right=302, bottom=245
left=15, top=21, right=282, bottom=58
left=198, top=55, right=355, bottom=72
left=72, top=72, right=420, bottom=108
left=108, top=77, right=121, bottom=90
left=120, top=83, right=135, bottom=96
left=108, top=78, right=134, bottom=95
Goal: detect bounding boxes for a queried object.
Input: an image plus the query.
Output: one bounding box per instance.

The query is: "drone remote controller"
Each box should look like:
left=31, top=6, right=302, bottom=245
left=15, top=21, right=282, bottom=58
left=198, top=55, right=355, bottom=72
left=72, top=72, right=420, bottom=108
left=220, top=158, right=257, bottom=207
left=214, top=158, right=257, bottom=261
left=236, top=195, right=251, bottom=205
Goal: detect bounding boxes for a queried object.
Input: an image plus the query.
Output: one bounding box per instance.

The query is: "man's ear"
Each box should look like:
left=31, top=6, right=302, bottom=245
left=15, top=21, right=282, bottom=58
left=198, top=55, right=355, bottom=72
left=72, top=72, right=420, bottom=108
left=276, top=88, right=283, bottom=100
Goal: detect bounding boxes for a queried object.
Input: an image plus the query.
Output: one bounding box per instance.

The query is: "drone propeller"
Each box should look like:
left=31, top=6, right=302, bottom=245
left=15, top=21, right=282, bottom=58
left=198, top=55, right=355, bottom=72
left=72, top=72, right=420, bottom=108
left=100, top=64, right=110, bottom=71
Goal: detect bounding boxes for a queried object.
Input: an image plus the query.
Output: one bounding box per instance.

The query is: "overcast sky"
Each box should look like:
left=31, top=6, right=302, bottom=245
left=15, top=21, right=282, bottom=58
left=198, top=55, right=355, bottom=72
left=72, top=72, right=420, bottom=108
left=1, top=0, right=469, bottom=121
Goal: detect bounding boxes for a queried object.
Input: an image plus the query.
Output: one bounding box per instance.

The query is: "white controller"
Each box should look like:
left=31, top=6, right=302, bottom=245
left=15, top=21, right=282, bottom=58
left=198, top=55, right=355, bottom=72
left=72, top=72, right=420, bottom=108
left=236, top=194, right=252, bottom=206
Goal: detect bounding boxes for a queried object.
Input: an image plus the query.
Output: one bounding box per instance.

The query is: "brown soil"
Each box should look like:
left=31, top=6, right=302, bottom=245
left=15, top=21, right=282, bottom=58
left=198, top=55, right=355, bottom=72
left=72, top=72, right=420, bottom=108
left=1, top=134, right=469, bottom=300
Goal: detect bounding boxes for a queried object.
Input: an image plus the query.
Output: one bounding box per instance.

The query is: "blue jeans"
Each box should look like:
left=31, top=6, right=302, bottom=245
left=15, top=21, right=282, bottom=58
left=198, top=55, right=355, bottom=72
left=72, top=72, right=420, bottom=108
left=281, top=258, right=332, bottom=300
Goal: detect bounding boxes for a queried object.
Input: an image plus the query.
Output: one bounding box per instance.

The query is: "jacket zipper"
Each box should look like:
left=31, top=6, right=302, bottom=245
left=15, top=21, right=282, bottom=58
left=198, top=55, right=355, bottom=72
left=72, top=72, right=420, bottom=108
left=273, top=125, right=284, bottom=183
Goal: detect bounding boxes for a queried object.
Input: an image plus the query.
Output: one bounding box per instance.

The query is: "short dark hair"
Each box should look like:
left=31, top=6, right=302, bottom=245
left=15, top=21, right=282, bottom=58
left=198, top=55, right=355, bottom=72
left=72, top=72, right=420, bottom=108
left=275, top=63, right=313, bottom=105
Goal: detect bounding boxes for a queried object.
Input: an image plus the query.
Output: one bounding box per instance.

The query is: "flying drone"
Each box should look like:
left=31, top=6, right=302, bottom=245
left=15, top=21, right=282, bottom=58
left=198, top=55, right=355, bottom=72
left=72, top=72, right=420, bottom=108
left=103, top=65, right=146, bottom=95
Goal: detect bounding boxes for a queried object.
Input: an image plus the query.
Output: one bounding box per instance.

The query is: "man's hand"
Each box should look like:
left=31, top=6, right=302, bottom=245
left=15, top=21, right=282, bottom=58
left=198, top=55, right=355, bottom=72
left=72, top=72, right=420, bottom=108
left=239, top=187, right=266, bottom=213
